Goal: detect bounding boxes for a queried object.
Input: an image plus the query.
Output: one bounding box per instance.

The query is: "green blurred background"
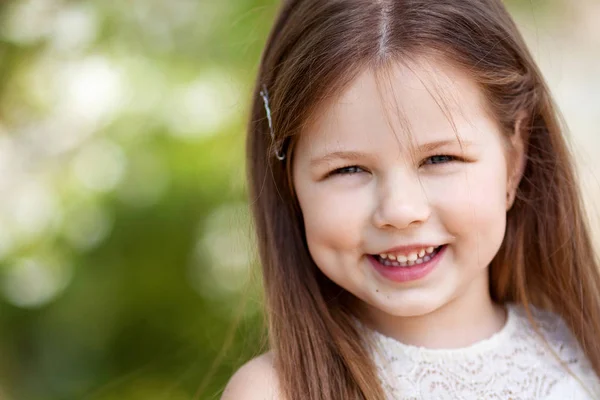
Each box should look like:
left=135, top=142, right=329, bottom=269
left=0, top=0, right=598, bottom=399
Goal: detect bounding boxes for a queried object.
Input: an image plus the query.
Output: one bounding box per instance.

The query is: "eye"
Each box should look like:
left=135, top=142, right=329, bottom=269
left=421, top=154, right=458, bottom=166
left=329, top=165, right=365, bottom=176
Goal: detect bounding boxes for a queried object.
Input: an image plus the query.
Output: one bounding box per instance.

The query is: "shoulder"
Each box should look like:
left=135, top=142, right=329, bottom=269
left=510, top=303, right=597, bottom=370
left=221, top=351, right=282, bottom=400
left=513, top=305, right=600, bottom=399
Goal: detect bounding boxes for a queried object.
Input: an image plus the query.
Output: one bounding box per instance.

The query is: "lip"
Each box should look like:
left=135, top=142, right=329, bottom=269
left=376, top=243, right=443, bottom=255
left=368, top=244, right=447, bottom=283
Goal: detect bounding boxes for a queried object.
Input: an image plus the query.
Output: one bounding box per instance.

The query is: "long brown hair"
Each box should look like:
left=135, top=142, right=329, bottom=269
left=246, top=1, right=600, bottom=399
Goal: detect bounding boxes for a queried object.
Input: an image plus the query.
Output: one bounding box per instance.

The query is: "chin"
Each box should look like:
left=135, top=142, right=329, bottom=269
left=369, top=293, right=448, bottom=318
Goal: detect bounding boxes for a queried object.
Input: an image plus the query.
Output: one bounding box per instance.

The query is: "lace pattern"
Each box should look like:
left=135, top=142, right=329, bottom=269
left=362, top=304, right=600, bottom=399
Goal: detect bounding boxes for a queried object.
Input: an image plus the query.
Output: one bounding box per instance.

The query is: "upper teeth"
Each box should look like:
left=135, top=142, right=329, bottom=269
left=380, top=246, right=435, bottom=260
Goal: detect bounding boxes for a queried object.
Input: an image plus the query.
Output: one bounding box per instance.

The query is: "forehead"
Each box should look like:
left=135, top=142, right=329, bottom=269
left=295, top=56, right=499, bottom=157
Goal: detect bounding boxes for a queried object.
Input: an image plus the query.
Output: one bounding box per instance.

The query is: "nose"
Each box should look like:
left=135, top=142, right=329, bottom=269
left=371, top=170, right=431, bottom=230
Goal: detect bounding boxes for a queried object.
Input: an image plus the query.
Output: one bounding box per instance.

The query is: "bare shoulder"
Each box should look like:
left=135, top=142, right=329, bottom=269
left=221, top=351, right=282, bottom=400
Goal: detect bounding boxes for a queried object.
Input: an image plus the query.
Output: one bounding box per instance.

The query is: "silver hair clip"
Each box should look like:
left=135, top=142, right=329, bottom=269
left=259, top=84, right=285, bottom=161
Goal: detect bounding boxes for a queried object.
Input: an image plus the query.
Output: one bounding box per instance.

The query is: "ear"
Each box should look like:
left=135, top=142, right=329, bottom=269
left=506, top=111, right=529, bottom=210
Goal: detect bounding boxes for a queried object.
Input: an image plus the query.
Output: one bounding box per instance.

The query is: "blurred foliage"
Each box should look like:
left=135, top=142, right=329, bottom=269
left=0, top=0, right=275, bottom=399
left=0, top=0, right=593, bottom=399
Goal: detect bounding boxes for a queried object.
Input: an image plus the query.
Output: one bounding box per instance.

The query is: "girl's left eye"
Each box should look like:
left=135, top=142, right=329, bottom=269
left=421, top=154, right=457, bottom=166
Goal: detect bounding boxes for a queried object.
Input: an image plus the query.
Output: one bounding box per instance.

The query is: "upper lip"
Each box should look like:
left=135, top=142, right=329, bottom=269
left=375, top=243, right=444, bottom=255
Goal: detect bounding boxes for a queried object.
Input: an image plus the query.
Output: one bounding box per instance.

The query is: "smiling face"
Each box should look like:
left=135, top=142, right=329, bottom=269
left=292, top=57, right=520, bottom=323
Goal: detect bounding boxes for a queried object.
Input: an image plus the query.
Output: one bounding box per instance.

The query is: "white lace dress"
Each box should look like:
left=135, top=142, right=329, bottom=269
left=363, top=304, right=600, bottom=399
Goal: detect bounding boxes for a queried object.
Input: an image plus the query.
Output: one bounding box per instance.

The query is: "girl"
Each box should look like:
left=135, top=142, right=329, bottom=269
left=223, top=0, right=600, bottom=398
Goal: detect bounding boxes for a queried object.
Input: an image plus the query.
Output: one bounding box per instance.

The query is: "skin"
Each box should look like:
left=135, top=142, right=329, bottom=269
left=292, top=56, right=526, bottom=348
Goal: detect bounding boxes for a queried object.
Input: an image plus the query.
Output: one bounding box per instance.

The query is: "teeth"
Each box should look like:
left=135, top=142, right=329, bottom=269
left=377, top=245, right=442, bottom=267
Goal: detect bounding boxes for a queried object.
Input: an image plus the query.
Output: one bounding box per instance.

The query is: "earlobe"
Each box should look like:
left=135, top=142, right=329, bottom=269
left=506, top=191, right=515, bottom=210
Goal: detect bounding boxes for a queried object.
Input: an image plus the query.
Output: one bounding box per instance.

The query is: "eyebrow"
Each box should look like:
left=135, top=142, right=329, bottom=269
left=310, top=139, right=474, bottom=167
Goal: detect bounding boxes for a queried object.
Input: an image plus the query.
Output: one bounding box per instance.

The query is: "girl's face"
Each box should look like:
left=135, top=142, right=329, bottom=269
left=292, top=57, right=521, bottom=320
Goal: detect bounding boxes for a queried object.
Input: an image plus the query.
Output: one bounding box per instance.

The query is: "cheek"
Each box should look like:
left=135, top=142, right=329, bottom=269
left=297, top=184, right=370, bottom=254
left=429, top=161, right=508, bottom=261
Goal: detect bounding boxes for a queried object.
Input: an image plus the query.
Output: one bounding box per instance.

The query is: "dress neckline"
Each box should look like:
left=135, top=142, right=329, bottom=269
left=361, top=303, right=518, bottom=360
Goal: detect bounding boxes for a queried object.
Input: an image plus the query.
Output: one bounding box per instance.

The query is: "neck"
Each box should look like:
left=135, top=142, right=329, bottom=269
left=360, top=271, right=507, bottom=349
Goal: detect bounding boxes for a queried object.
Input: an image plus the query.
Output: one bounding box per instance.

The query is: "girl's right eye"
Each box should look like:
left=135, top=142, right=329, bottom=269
left=329, top=165, right=365, bottom=177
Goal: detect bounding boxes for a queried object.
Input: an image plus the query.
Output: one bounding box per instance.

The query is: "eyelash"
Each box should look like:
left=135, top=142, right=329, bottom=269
left=329, top=154, right=459, bottom=177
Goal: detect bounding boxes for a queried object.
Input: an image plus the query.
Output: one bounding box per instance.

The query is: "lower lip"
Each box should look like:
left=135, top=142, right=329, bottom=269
left=368, top=245, right=446, bottom=283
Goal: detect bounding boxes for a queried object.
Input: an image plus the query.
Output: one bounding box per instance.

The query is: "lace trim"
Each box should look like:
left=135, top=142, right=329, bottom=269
left=365, top=305, right=517, bottom=361
left=355, top=303, right=600, bottom=399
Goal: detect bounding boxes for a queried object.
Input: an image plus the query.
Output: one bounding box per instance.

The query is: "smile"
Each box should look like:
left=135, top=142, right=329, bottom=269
left=368, top=244, right=447, bottom=283
left=375, top=245, right=444, bottom=267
